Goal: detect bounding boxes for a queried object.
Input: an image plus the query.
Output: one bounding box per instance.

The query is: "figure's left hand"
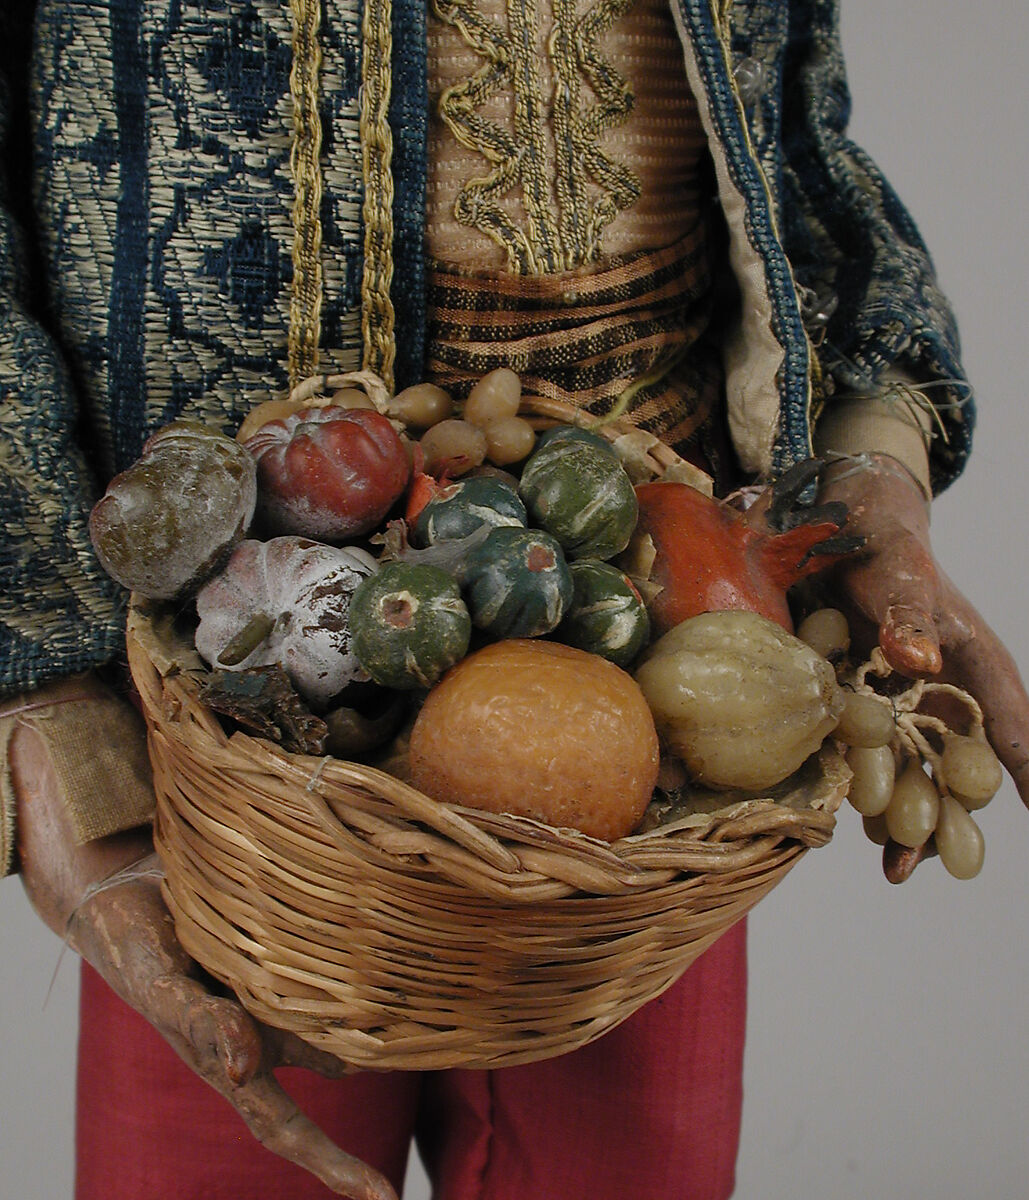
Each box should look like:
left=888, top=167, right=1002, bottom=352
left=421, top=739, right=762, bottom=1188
left=817, top=454, right=1029, bottom=830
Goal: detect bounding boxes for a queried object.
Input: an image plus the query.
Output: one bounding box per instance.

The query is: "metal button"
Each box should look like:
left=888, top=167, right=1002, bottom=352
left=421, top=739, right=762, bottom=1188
left=733, top=56, right=766, bottom=107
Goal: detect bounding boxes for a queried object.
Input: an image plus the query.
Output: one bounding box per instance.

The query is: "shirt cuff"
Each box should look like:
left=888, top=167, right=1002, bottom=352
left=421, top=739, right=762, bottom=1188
left=814, top=370, right=933, bottom=499
left=0, top=679, right=155, bottom=878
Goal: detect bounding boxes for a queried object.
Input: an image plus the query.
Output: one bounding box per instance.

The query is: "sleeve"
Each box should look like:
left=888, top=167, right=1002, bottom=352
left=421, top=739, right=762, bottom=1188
left=744, top=0, right=973, bottom=493
left=0, top=5, right=152, bottom=877
left=0, top=3, right=125, bottom=701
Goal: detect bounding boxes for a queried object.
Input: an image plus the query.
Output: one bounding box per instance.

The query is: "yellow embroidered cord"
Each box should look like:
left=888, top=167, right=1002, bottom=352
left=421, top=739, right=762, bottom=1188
left=360, top=0, right=398, bottom=390
left=288, top=0, right=325, bottom=388
left=434, top=0, right=640, bottom=274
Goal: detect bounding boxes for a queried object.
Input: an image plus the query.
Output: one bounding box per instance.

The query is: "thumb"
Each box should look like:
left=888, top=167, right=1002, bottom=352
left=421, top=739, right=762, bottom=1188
left=879, top=603, right=943, bottom=677
left=151, top=974, right=264, bottom=1087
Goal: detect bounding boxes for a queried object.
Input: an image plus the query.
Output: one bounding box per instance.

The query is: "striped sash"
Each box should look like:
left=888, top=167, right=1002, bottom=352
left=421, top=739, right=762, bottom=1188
left=426, top=220, right=735, bottom=484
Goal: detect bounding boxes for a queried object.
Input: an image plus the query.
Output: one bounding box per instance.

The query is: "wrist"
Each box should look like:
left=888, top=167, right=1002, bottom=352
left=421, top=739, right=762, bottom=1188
left=814, top=373, right=933, bottom=499
left=9, top=713, right=154, bottom=934
left=4, top=672, right=156, bottom=930
left=821, top=450, right=932, bottom=507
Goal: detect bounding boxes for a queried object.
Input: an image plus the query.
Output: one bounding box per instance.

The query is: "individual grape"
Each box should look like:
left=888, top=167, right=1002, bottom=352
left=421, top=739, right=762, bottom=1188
left=940, top=734, right=1003, bottom=810
left=236, top=397, right=303, bottom=442
left=884, top=760, right=940, bottom=848
left=388, top=383, right=453, bottom=428
left=419, top=419, right=488, bottom=477
left=484, top=415, right=536, bottom=466
left=834, top=691, right=895, bottom=748
left=862, top=812, right=890, bottom=846
left=463, top=368, right=521, bottom=428
left=934, top=792, right=985, bottom=879
left=846, top=744, right=895, bottom=816
left=796, top=607, right=851, bottom=661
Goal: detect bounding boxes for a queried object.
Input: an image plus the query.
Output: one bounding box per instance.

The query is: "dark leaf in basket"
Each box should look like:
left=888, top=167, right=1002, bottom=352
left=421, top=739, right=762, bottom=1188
left=200, top=665, right=328, bottom=753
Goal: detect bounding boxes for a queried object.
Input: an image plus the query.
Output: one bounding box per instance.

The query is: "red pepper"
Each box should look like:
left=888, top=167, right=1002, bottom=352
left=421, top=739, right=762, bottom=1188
left=404, top=444, right=441, bottom=525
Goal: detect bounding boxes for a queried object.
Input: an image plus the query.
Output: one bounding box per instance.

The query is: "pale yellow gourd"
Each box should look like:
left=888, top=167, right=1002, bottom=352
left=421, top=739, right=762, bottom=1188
left=634, top=610, right=844, bottom=790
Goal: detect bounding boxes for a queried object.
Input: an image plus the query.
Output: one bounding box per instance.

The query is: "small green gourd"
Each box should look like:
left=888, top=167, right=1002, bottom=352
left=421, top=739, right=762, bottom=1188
left=557, top=560, right=650, bottom=667
left=412, top=475, right=526, bottom=547
left=534, top=424, right=616, bottom=457
left=460, top=527, right=573, bottom=639
left=518, top=437, right=637, bottom=560
left=349, top=562, right=471, bottom=690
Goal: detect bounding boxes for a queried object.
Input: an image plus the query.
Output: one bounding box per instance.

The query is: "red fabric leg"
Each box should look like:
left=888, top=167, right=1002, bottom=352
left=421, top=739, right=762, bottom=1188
left=74, top=964, right=421, bottom=1200
left=417, top=919, right=747, bottom=1200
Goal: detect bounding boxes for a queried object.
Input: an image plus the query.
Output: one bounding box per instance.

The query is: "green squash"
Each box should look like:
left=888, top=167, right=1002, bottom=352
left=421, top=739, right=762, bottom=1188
left=350, top=562, right=471, bottom=689
left=460, top=527, right=573, bottom=639
left=519, top=437, right=638, bottom=560
left=534, top=423, right=616, bottom=457
left=412, top=475, right=526, bottom=547
left=557, top=560, right=651, bottom=667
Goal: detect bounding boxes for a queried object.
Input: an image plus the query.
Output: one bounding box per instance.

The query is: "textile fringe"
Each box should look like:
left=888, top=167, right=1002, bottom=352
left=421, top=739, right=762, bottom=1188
left=360, top=0, right=398, bottom=390
left=288, top=0, right=325, bottom=388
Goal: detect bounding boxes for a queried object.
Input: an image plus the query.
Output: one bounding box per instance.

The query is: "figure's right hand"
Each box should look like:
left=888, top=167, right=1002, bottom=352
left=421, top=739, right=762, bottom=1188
left=10, top=675, right=398, bottom=1200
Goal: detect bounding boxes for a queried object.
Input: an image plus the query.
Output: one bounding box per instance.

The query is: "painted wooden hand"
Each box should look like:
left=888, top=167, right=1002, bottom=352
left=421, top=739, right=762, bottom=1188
left=10, top=676, right=397, bottom=1200
left=818, top=455, right=1029, bottom=876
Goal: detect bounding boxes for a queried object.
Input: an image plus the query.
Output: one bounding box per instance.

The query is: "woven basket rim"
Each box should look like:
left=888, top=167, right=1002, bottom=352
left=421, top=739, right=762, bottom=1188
left=127, top=599, right=846, bottom=903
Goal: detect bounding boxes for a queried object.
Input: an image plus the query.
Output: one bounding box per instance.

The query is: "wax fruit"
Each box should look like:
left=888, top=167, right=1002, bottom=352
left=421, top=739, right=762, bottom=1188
left=244, top=406, right=410, bottom=541
left=459, top=527, right=573, bottom=639
left=409, top=640, right=660, bottom=841
left=194, top=537, right=377, bottom=707
left=349, top=562, right=471, bottom=690
left=635, top=610, right=844, bottom=790
left=519, top=436, right=638, bottom=560
left=412, top=475, right=527, bottom=547
left=89, top=421, right=257, bottom=600
left=557, top=560, right=650, bottom=668
left=628, top=477, right=856, bottom=635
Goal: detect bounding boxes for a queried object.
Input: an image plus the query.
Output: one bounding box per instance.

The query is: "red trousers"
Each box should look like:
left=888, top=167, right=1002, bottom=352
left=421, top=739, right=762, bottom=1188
left=76, top=920, right=746, bottom=1200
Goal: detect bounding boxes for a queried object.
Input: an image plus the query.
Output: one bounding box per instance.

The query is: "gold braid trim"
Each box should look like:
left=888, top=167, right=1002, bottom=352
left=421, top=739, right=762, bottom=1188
left=434, top=0, right=534, bottom=272
left=288, top=0, right=325, bottom=388
left=567, top=0, right=640, bottom=252
left=360, top=0, right=398, bottom=390
left=435, top=0, right=641, bottom=275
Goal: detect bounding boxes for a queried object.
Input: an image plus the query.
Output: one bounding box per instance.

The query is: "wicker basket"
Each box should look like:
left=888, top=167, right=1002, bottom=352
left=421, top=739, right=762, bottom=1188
left=126, top=395, right=849, bottom=1070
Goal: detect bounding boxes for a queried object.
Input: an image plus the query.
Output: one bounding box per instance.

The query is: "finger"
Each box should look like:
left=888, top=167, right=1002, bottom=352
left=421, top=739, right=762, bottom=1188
left=879, top=603, right=944, bottom=677
left=936, top=588, right=1029, bottom=806
left=149, top=974, right=263, bottom=1087
left=834, top=532, right=943, bottom=678
left=146, top=979, right=395, bottom=1197
left=882, top=837, right=935, bottom=884
left=231, top=1073, right=399, bottom=1200
left=263, top=1026, right=355, bottom=1078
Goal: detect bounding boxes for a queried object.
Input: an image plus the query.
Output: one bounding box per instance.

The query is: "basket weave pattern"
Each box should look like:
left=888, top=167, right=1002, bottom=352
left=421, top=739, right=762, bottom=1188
left=128, top=611, right=845, bottom=1071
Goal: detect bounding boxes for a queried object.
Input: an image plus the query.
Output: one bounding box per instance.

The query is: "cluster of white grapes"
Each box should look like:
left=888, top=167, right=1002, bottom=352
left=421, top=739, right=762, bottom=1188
left=797, top=608, right=1003, bottom=880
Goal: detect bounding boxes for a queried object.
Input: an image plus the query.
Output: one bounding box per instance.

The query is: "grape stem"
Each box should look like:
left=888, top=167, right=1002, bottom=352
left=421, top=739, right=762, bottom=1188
left=846, top=646, right=987, bottom=791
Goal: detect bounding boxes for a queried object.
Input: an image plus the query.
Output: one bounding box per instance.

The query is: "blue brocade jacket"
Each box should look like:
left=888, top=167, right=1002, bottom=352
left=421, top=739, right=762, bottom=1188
left=0, top=0, right=971, bottom=696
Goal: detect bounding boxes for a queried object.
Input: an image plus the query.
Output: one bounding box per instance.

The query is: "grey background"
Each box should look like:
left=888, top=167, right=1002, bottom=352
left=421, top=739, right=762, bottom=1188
left=2, top=1, right=1027, bottom=1197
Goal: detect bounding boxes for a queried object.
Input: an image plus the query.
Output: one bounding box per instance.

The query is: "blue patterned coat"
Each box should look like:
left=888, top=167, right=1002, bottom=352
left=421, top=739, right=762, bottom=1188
left=0, top=0, right=970, bottom=695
